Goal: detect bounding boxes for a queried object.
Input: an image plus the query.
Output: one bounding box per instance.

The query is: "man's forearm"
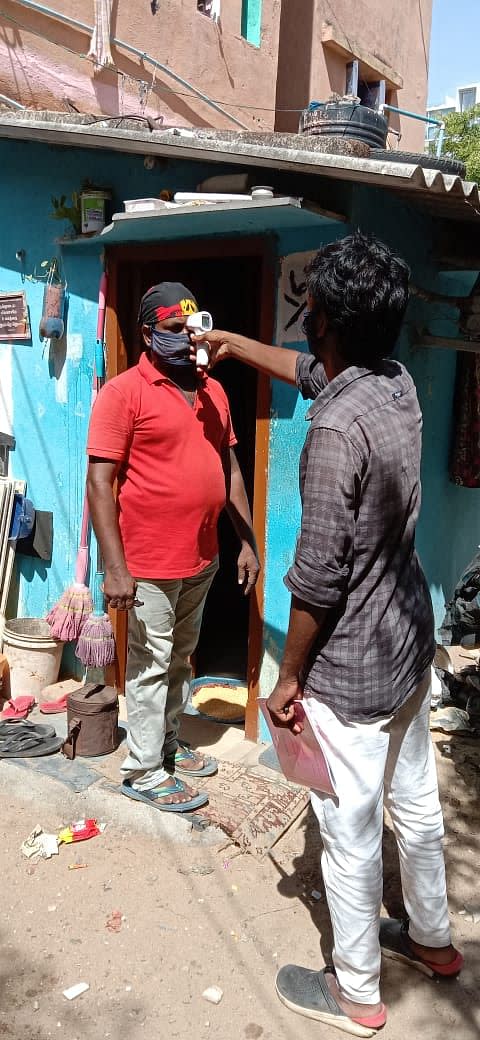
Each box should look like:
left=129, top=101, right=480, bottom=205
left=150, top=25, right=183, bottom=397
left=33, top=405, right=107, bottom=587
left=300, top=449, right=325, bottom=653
left=87, top=481, right=128, bottom=574
left=223, top=334, right=299, bottom=385
left=279, top=596, right=326, bottom=682
left=226, top=460, right=257, bottom=550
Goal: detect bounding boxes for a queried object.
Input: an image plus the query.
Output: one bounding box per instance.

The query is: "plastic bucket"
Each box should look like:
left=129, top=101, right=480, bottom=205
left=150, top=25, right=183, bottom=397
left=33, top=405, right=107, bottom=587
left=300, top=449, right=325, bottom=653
left=80, top=190, right=111, bottom=236
left=3, top=618, right=64, bottom=699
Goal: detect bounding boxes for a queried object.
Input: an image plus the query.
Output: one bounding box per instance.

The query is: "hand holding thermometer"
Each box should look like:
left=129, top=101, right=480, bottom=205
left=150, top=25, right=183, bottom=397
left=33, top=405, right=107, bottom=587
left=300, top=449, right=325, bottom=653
left=186, top=311, right=213, bottom=367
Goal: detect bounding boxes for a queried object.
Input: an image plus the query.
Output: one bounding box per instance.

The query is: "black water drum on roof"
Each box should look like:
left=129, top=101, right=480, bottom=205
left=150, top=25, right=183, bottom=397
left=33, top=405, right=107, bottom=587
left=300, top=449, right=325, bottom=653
left=299, top=101, right=388, bottom=150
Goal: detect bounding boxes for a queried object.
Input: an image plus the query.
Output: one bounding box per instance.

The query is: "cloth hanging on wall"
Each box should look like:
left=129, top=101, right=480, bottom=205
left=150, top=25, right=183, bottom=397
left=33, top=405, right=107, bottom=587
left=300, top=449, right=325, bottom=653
left=450, top=352, right=480, bottom=487
left=88, top=0, right=114, bottom=69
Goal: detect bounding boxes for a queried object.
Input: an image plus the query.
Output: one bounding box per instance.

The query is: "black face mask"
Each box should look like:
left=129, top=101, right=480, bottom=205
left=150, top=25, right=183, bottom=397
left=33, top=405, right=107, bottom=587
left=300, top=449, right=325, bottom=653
left=302, top=309, right=323, bottom=357
left=150, top=328, right=193, bottom=368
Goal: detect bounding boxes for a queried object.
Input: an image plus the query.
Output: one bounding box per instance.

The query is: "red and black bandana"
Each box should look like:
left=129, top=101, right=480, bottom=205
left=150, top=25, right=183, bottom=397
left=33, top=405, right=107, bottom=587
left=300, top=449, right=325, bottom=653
left=138, top=282, right=198, bottom=326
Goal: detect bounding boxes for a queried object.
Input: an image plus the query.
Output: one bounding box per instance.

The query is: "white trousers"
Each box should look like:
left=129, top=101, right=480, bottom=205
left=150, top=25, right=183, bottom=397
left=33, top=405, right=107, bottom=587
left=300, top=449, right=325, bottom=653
left=121, top=559, right=218, bottom=792
left=306, top=673, right=451, bottom=1005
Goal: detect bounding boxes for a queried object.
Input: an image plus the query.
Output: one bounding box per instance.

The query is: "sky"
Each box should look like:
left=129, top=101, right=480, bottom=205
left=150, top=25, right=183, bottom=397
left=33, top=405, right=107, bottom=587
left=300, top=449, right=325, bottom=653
left=428, top=0, right=480, bottom=105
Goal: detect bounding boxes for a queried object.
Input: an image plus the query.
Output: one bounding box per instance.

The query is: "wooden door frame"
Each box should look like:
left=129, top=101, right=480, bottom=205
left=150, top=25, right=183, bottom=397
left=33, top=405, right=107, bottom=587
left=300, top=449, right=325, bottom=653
left=104, top=235, right=276, bottom=742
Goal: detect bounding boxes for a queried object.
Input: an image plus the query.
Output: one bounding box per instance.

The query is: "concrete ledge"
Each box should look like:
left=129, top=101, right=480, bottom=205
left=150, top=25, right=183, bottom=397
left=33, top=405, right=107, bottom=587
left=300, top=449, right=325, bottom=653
left=0, top=760, right=224, bottom=847
left=321, top=22, right=403, bottom=89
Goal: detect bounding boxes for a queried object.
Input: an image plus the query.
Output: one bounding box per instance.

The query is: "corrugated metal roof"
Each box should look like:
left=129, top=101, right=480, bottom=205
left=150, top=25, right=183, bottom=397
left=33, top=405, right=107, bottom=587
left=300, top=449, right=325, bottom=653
left=0, top=111, right=478, bottom=225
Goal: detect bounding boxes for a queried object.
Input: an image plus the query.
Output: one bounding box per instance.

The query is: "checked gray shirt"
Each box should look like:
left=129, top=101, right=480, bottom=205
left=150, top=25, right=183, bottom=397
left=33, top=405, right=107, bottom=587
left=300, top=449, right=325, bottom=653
left=285, top=354, right=435, bottom=721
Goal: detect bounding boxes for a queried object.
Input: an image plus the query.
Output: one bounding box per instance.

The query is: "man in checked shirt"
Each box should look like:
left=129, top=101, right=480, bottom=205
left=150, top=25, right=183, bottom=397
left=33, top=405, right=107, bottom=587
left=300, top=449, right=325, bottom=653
left=196, top=232, right=463, bottom=1037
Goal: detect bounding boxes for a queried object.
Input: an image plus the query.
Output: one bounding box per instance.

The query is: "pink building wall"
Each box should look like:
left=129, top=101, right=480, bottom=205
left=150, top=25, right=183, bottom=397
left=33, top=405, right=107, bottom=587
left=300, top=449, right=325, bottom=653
left=0, top=1, right=432, bottom=150
left=0, top=0, right=281, bottom=130
left=275, top=0, right=433, bottom=152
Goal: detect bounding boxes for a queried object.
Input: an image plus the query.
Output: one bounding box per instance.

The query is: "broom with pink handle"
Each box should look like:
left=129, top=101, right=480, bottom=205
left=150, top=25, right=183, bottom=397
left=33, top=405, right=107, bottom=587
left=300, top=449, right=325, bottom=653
left=46, top=492, right=93, bottom=640
left=45, top=277, right=108, bottom=641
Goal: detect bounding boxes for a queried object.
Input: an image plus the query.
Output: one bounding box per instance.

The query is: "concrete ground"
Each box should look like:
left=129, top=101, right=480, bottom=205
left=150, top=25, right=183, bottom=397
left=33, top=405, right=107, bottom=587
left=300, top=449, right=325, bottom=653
left=0, top=714, right=479, bottom=1040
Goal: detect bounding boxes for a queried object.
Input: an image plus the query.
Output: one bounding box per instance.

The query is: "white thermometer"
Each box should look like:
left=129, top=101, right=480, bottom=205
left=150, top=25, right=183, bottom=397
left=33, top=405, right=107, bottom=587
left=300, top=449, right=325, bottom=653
left=186, top=311, right=213, bottom=367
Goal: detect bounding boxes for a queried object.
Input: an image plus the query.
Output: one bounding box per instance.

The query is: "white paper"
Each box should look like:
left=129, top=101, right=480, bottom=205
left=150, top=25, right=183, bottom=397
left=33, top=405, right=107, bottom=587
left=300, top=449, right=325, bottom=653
left=63, top=983, right=90, bottom=1001
left=21, top=826, right=59, bottom=860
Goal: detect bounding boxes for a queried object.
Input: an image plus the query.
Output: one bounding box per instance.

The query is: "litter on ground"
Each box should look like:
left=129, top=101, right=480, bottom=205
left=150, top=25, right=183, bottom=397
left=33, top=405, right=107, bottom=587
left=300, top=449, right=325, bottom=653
left=21, top=826, right=59, bottom=860
left=202, top=986, right=224, bottom=1005
left=63, top=982, right=90, bottom=1001
left=106, top=910, right=123, bottom=933
left=21, top=819, right=105, bottom=861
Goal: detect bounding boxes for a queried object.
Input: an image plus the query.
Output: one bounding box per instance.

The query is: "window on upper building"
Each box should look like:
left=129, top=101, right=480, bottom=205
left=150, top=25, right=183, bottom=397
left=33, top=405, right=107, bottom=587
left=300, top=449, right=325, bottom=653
left=197, top=1, right=215, bottom=16
left=346, top=62, right=386, bottom=110
left=241, top=0, right=262, bottom=48
left=459, top=87, right=477, bottom=112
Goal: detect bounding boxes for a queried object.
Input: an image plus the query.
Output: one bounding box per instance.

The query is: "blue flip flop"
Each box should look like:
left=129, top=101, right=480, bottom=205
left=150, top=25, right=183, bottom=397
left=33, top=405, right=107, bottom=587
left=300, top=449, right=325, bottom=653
left=121, top=777, right=209, bottom=813
left=164, top=741, right=218, bottom=778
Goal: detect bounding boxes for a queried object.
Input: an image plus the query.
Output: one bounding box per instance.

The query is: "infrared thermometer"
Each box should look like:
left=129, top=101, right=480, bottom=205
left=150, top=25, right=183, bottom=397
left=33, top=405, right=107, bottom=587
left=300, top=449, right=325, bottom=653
left=186, top=311, right=213, bottom=367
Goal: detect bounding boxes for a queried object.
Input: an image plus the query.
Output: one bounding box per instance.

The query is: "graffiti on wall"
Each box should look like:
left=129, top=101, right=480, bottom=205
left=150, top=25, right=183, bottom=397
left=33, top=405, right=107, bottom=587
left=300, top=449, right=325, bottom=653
left=276, top=251, right=315, bottom=345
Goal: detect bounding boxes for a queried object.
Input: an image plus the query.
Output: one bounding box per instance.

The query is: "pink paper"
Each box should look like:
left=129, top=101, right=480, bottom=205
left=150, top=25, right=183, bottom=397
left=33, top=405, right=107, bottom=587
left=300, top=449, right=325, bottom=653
left=259, top=699, right=336, bottom=795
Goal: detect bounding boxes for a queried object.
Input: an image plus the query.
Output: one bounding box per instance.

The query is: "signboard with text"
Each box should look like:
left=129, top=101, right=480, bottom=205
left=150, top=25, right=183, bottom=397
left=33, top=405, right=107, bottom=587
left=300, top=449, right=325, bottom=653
left=0, top=291, right=31, bottom=342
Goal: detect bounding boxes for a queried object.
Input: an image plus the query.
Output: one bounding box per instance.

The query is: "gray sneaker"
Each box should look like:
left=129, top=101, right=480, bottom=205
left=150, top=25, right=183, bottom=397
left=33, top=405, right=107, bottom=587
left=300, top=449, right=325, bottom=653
left=275, top=964, right=386, bottom=1037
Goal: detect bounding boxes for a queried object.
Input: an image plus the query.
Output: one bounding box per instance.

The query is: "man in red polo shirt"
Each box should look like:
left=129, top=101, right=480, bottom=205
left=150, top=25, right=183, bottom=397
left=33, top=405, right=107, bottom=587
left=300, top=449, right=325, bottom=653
left=87, top=282, right=259, bottom=812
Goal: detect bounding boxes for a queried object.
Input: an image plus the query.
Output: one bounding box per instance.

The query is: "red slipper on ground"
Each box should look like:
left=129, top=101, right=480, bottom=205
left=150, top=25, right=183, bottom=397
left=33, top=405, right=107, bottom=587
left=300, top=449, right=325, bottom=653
left=2, top=696, right=35, bottom=720
left=40, top=695, right=68, bottom=715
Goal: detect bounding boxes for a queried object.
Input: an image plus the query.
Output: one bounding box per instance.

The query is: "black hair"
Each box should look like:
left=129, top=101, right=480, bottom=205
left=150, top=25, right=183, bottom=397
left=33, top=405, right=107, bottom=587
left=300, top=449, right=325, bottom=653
left=304, top=231, right=410, bottom=367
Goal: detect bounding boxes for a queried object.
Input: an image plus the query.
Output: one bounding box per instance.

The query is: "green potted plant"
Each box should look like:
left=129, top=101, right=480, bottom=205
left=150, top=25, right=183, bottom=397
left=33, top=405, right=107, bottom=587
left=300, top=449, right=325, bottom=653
left=51, top=180, right=112, bottom=237
left=51, top=192, right=82, bottom=236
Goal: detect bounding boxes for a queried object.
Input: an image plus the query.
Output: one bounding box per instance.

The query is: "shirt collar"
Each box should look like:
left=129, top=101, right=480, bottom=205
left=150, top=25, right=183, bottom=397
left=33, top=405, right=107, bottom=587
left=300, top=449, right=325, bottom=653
left=305, top=365, right=374, bottom=421
left=138, top=350, right=169, bottom=384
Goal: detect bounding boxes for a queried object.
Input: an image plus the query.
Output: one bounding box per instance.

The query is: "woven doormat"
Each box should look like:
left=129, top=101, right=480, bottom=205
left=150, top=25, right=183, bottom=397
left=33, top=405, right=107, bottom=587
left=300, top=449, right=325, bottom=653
left=194, top=761, right=309, bottom=856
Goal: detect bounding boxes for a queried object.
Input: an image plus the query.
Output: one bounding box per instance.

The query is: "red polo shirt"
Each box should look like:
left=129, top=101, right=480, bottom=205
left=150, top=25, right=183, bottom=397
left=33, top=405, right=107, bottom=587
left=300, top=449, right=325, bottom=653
left=87, top=352, right=237, bottom=579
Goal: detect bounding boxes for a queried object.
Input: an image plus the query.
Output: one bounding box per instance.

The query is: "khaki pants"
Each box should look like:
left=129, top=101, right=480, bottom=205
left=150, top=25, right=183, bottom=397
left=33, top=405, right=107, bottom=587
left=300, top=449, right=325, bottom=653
left=121, top=559, right=218, bottom=791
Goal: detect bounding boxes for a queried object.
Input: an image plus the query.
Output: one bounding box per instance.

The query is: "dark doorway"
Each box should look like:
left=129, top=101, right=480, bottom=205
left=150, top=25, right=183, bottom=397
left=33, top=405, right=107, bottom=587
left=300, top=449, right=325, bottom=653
left=114, top=251, right=262, bottom=682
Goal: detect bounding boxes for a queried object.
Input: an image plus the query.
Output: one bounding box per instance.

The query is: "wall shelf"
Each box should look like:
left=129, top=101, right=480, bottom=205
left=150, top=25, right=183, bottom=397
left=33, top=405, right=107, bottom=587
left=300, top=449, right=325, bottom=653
left=58, top=197, right=346, bottom=249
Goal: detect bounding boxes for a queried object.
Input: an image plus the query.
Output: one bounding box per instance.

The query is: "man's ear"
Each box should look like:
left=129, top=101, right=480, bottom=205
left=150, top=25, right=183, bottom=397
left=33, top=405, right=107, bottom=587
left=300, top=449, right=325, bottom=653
left=316, top=311, right=328, bottom=339
left=142, top=324, right=152, bottom=348
left=307, top=294, right=328, bottom=339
